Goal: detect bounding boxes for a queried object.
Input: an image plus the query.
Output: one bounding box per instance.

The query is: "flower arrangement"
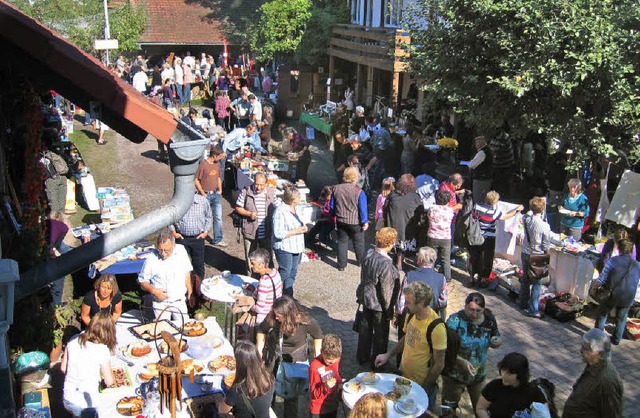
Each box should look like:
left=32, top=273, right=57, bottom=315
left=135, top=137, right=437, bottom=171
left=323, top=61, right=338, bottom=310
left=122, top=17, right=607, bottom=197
left=437, top=137, right=458, bottom=149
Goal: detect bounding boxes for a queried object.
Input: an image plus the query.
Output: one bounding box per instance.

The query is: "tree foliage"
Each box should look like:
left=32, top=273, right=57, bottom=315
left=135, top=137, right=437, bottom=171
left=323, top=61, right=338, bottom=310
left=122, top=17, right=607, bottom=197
left=249, top=0, right=312, bottom=62
left=405, top=0, right=640, bottom=167
left=9, top=0, right=147, bottom=56
left=296, top=0, right=349, bottom=68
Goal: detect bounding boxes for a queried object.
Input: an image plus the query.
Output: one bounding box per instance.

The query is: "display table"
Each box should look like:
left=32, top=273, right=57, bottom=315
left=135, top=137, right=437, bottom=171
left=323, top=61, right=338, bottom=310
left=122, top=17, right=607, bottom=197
left=342, top=372, right=428, bottom=417
left=92, top=311, right=233, bottom=418
left=300, top=112, right=332, bottom=136
left=494, top=201, right=596, bottom=300
left=200, top=274, right=258, bottom=345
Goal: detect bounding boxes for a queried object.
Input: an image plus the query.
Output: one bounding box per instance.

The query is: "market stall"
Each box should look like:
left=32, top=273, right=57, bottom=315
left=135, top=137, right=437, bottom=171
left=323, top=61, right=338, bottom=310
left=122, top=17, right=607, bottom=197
left=300, top=111, right=332, bottom=137
left=493, top=201, right=597, bottom=300
left=92, top=311, right=234, bottom=418
left=230, top=154, right=320, bottom=224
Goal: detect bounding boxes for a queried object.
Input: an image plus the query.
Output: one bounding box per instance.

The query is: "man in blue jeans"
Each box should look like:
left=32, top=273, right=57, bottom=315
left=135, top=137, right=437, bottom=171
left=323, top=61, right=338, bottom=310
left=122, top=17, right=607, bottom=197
left=593, top=239, right=640, bottom=345
left=195, top=145, right=227, bottom=247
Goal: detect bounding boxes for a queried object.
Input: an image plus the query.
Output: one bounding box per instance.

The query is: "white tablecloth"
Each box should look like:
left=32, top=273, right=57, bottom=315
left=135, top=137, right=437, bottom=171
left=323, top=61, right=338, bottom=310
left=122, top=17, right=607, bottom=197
left=495, top=240, right=596, bottom=300
left=342, top=373, right=428, bottom=418
left=93, top=311, right=233, bottom=418
left=200, top=274, right=258, bottom=303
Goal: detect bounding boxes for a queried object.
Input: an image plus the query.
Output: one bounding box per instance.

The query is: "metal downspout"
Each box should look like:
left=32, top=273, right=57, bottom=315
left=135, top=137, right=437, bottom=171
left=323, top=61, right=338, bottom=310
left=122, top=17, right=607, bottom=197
left=15, top=126, right=209, bottom=300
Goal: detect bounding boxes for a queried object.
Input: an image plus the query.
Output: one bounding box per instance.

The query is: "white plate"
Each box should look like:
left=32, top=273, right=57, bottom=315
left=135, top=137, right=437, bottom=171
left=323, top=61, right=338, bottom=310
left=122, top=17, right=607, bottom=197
left=394, top=401, right=419, bottom=415
left=558, top=209, right=571, bottom=215
left=229, top=288, right=243, bottom=297
left=359, top=372, right=380, bottom=385
left=343, top=381, right=364, bottom=394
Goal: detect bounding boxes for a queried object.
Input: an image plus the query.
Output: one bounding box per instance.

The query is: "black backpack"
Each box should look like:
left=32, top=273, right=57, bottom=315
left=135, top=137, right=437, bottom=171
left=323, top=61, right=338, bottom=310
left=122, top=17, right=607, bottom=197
left=406, top=314, right=461, bottom=376
left=426, top=318, right=461, bottom=375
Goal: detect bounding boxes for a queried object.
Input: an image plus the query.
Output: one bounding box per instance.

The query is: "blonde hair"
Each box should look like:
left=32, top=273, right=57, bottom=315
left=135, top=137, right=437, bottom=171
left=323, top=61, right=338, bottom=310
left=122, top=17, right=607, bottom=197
left=94, top=274, right=119, bottom=299
left=343, top=167, right=359, bottom=184
left=349, top=392, right=387, bottom=418
left=485, top=190, right=500, bottom=206
left=381, top=178, right=395, bottom=197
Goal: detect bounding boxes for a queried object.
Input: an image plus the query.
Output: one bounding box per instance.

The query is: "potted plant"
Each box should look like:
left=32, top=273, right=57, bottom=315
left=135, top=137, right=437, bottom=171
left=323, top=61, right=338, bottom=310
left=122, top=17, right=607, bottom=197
left=50, top=299, right=82, bottom=363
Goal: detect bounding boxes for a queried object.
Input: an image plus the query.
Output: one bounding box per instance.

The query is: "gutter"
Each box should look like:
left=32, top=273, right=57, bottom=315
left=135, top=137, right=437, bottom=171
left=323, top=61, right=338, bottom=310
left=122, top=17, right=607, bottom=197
left=15, top=121, right=209, bottom=300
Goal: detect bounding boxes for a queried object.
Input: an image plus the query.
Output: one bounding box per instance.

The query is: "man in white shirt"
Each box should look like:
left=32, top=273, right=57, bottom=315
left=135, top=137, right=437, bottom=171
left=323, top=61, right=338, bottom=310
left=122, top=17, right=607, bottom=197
left=248, top=94, right=263, bottom=124
left=138, top=230, right=193, bottom=320
left=467, top=136, right=493, bottom=203
left=132, top=70, right=148, bottom=95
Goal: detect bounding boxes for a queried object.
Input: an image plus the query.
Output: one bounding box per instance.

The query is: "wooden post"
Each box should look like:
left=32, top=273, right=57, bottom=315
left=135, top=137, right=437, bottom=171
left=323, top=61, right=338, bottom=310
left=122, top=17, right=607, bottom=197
left=328, top=55, right=335, bottom=102
left=356, top=63, right=362, bottom=103
left=366, top=66, right=374, bottom=108
left=391, top=71, right=401, bottom=119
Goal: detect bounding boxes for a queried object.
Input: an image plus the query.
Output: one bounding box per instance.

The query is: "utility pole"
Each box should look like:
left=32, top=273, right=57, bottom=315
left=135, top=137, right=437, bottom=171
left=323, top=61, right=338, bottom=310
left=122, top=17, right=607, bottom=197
left=103, top=0, right=111, bottom=65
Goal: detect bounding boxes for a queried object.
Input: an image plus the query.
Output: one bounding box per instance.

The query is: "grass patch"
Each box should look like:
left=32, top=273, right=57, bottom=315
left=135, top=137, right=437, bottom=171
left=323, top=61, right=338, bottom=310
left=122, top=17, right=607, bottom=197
left=67, top=126, right=124, bottom=227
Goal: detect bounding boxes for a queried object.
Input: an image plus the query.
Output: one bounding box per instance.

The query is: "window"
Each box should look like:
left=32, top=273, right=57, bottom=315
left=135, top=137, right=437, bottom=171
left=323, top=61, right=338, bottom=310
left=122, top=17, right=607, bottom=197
left=351, top=0, right=365, bottom=25
left=385, top=0, right=403, bottom=27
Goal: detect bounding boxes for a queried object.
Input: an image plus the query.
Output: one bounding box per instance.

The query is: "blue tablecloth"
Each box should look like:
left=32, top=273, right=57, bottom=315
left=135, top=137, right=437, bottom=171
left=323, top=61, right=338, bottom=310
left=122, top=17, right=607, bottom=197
left=88, top=251, right=153, bottom=278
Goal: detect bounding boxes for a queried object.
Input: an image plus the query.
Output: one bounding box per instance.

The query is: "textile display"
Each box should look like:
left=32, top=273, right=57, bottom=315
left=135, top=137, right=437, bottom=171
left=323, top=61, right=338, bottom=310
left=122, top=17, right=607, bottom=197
left=605, top=169, right=640, bottom=228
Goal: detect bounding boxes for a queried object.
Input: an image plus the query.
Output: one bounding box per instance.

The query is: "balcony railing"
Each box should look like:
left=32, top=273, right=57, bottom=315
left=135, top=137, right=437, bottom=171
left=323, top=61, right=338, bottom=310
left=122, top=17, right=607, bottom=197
left=328, top=23, right=410, bottom=72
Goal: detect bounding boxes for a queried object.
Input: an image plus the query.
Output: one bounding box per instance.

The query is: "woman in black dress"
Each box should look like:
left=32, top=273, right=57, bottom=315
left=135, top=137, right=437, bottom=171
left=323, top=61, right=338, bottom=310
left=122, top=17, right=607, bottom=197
left=218, top=341, right=275, bottom=418
left=80, top=274, right=123, bottom=326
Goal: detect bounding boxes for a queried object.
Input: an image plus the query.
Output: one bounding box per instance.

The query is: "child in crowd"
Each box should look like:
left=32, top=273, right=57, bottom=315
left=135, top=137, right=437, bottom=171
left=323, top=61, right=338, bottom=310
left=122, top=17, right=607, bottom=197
left=375, top=178, right=395, bottom=231
left=309, top=334, right=343, bottom=418
left=305, top=186, right=336, bottom=249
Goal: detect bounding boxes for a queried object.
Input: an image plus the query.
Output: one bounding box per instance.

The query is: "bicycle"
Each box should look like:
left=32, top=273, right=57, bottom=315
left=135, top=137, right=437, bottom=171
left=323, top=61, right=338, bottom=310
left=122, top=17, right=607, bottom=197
left=373, top=95, right=389, bottom=120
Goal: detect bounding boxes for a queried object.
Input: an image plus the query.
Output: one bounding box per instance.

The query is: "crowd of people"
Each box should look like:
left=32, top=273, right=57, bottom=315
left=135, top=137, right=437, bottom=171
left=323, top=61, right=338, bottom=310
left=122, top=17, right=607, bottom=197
left=53, top=53, right=638, bottom=418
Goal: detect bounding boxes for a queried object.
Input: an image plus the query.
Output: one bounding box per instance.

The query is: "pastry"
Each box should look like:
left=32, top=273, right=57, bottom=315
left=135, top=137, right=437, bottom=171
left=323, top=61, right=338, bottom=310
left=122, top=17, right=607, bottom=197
left=111, top=367, right=132, bottom=388
left=139, top=362, right=159, bottom=381
left=182, top=359, right=204, bottom=375
left=385, top=391, right=401, bottom=401
left=361, top=372, right=377, bottom=383
left=129, top=341, right=151, bottom=357
left=209, top=355, right=236, bottom=372
left=116, top=396, right=144, bottom=415
left=182, top=321, right=207, bottom=337
left=224, top=373, right=236, bottom=388
left=159, top=339, right=187, bottom=354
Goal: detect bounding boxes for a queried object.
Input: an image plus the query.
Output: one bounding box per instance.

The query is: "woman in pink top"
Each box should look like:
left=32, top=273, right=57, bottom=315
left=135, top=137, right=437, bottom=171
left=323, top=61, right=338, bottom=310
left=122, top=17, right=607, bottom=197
left=213, top=90, right=232, bottom=132
left=375, top=178, right=395, bottom=230
left=248, top=248, right=283, bottom=324
left=427, top=190, right=455, bottom=281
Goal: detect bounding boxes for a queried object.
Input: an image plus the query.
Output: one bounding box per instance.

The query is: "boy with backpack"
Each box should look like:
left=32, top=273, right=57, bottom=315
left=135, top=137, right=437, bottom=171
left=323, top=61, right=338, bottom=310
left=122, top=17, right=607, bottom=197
left=375, top=281, right=456, bottom=414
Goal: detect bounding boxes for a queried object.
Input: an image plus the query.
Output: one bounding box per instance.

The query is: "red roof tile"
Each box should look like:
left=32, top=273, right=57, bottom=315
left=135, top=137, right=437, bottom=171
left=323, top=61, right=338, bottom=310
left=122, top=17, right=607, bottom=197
left=141, top=0, right=227, bottom=45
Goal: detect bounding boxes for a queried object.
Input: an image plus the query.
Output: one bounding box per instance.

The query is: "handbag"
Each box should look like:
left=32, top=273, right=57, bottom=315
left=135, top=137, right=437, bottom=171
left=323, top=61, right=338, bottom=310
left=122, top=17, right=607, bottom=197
left=524, top=217, right=551, bottom=283
left=353, top=304, right=364, bottom=333
left=275, top=360, right=310, bottom=399
left=273, top=335, right=310, bottom=399
left=589, top=258, right=633, bottom=305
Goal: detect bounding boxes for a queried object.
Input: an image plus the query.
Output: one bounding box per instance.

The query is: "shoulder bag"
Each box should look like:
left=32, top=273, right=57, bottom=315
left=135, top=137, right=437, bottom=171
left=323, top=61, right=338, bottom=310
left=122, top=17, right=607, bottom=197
left=240, top=385, right=257, bottom=418
left=273, top=334, right=310, bottom=399
left=353, top=303, right=364, bottom=333
left=524, top=217, right=551, bottom=285
left=590, top=258, right=633, bottom=306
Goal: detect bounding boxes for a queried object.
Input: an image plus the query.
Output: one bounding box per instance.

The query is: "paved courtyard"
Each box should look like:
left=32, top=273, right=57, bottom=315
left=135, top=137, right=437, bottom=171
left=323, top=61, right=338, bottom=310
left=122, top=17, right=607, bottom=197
left=112, top=129, right=639, bottom=417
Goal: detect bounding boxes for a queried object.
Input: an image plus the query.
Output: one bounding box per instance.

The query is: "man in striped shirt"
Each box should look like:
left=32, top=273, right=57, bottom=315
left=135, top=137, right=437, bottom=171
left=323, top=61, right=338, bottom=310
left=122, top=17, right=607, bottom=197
left=170, top=193, right=212, bottom=280
left=248, top=248, right=283, bottom=324
left=468, top=191, right=522, bottom=286
left=235, top=172, right=278, bottom=274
